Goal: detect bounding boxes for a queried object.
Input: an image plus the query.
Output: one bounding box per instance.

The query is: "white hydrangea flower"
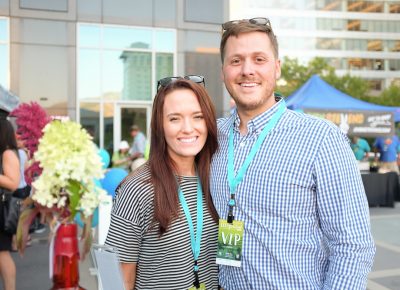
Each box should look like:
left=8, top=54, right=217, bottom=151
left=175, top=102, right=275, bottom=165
left=32, top=121, right=107, bottom=220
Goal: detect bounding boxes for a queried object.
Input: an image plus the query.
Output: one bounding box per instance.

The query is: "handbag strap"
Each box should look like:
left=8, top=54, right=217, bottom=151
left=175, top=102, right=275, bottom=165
left=0, top=151, right=3, bottom=175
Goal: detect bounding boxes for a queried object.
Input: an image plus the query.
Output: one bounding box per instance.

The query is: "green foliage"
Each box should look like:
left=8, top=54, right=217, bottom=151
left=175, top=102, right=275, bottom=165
left=67, top=179, right=83, bottom=220
left=323, top=74, right=370, bottom=100
left=376, top=84, right=400, bottom=106
left=278, top=57, right=334, bottom=97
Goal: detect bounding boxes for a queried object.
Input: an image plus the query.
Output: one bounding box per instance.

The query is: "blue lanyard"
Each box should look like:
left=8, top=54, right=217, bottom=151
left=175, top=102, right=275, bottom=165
left=227, top=101, right=286, bottom=222
left=178, top=178, right=203, bottom=287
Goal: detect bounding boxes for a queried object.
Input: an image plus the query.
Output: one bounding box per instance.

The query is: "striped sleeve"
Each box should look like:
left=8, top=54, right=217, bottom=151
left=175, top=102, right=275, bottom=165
left=105, top=168, right=153, bottom=263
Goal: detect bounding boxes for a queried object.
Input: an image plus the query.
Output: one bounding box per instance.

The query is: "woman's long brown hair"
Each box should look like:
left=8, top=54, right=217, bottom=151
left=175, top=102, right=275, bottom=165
left=148, top=79, right=219, bottom=236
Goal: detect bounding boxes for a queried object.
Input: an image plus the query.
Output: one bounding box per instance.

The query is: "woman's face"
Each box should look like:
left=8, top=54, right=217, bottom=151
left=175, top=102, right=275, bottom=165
left=163, top=88, right=207, bottom=164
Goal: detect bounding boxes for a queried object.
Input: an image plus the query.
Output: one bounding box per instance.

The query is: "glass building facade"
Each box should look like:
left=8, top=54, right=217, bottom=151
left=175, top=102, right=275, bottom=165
left=231, top=0, right=400, bottom=91
left=0, top=0, right=229, bottom=152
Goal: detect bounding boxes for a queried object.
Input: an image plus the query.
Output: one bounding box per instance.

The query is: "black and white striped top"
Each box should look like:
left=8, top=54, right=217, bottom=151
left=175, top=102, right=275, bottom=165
left=105, top=164, right=219, bottom=290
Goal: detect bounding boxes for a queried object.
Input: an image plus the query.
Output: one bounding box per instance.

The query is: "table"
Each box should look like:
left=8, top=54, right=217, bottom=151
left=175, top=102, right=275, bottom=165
left=361, top=172, right=400, bottom=207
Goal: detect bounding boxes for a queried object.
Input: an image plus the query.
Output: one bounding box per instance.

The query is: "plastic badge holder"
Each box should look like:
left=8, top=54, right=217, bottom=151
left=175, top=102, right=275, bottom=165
left=91, top=244, right=126, bottom=290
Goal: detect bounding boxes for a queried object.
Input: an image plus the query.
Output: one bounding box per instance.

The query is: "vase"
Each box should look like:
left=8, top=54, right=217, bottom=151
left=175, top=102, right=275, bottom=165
left=50, top=223, right=86, bottom=290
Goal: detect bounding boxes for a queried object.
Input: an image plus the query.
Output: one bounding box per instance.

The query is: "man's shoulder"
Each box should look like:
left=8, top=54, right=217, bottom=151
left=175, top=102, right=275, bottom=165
left=138, top=131, right=146, bottom=139
left=283, top=109, right=340, bottom=133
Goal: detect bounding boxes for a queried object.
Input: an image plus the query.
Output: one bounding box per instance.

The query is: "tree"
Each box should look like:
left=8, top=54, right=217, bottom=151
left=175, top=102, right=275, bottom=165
left=278, top=57, right=333, bottom=97
left=279, top=57, right=369, bottom=100
left=377, top=84, right=400, bottom=106
left=323, top=73, right=370, bottom=100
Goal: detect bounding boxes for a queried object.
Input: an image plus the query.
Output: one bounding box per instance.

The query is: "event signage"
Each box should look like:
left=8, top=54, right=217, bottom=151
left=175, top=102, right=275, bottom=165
left=303, top=109, right=394, bottom=137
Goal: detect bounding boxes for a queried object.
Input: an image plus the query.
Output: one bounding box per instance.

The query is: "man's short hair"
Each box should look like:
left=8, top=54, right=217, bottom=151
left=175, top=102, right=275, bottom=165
left=130, top=125, right=139, bottom=131
left=220, top=20, right=279, bottom=63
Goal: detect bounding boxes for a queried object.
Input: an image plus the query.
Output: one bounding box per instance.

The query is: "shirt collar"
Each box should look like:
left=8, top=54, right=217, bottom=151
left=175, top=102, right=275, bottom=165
left=233, top=97, right=285, bottom=134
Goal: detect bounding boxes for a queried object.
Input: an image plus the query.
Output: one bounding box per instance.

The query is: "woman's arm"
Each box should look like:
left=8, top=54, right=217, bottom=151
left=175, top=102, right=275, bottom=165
left=0, top=150, right=20, bottom=191
left=120, top=262, right=137, bottom=290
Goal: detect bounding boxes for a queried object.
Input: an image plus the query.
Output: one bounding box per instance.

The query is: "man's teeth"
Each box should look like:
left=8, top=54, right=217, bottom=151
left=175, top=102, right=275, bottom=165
left=241, top=83, right=258, bottom=87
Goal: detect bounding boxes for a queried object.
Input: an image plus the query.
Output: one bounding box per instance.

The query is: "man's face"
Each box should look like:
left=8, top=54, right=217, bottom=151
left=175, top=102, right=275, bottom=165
left=130, top=129, right=138, bottom=138
left=221, top=31, right=281, bottom=117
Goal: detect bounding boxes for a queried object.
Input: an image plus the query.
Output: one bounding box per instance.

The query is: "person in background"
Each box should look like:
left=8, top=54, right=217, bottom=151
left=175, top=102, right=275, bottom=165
left=0, top=118, right=20, bottom=290
left=351, top=136, right=371, bottom=161
left=112, top=140, right=131, bottom=171
left=128, top=125, right=147, bottom=161
left=105, top=77, right=219, bottom=289
left=11, top=135, right=32, bottom=250
left=210, top=17, right=375, bottom=289
left=373, top=135, right=400, bottom=174
left=129, top=125, right=148, bottom=171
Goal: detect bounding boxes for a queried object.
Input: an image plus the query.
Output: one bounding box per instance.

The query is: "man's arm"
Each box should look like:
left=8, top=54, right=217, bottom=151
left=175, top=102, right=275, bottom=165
left=314, top=128, right=375, bottom=289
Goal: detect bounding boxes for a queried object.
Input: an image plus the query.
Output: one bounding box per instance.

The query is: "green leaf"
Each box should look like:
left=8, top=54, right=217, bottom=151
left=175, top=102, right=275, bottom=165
left=67, top=179, right=82, bottom=220
left=17, top=206, right=40, bottom=255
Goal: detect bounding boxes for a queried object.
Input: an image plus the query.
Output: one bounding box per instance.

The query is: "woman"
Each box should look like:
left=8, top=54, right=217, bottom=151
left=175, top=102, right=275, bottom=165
left=0, top=119, right=20, bottom=290
left=105, top=76, right=219, bottom=290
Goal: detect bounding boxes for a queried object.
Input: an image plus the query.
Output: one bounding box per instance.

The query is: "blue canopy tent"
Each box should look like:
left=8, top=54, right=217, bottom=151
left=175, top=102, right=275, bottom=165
left=286, top=75, right=400, bottom=122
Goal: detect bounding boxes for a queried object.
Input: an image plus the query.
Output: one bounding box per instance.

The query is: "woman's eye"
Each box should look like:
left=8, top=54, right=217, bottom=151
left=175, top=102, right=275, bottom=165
left=194, top=115, right=204, bottom=120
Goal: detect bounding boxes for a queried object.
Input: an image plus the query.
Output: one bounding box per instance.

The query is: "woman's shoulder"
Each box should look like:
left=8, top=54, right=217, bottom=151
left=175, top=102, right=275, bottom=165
left=112, top=164, right=154, bottom=214
left=122, top=163, right=152, bottom=189
left=2, top=149, right=19, bottom=160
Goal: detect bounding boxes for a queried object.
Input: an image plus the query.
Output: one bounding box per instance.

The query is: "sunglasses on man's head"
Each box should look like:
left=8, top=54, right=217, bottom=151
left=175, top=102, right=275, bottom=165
left=222, top=17, right=272, bottom=31
left=157, top=75, right=205, bottom=91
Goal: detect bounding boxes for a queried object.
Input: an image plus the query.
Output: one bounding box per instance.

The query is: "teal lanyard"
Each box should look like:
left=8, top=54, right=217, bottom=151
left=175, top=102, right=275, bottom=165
left=178, top=178, right=203, bottom=288
left=227, top=101, right=286, bottom=223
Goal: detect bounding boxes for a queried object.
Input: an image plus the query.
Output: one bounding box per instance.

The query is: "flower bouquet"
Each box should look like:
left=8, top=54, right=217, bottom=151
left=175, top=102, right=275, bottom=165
left=16, top=119, right=108, bottom=289
left=17, top=120, right=108, bottom=256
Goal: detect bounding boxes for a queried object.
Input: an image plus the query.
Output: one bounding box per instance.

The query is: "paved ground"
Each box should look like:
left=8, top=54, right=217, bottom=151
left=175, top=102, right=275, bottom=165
left=367, top=203, right=400, bottom=290
left=10, top=203, right=400, bottom=290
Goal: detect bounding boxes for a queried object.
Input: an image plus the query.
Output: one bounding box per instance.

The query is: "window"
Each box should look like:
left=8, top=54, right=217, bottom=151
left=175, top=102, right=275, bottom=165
left=77, top=23, right=176, bottom=102
left=0, top=18, right=8, bottom=88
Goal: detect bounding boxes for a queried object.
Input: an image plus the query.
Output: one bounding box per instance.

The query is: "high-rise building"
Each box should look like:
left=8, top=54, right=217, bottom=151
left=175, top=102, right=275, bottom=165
left=230, top=0, right=400, bottom=92
left=0, top=0, right=230, bottom=152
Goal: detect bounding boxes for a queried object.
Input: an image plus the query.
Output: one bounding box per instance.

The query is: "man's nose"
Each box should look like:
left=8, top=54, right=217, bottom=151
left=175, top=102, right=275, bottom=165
left=241, top=59, right=255, bottom=76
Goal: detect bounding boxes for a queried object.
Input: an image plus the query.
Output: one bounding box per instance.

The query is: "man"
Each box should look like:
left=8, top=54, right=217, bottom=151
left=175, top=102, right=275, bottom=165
left=210, top=17, right=375, bottom=289
left=373, top=135, right=400, bottom=174
left=129, top=125, right=146, bottom=160
left=351, top=136, right=371, bottom=161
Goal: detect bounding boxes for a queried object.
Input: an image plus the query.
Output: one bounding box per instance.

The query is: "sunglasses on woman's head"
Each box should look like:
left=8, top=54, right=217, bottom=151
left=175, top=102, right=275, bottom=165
left=222, top=17, right=272, bottom=31
left=157, top=75, right=205, bottom=91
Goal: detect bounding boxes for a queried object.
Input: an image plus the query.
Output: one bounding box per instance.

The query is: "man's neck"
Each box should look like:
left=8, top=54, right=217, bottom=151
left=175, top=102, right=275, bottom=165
left=237, top=100, right=278, bottom=135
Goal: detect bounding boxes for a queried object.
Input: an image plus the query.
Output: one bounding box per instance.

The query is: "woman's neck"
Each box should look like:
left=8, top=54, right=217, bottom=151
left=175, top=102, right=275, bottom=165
left=175, top=159, right=196, bottom=176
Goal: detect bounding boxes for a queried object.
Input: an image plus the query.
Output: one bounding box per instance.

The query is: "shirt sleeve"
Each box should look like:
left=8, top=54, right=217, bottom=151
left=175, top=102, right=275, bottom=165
left=104, top=180, right=147, bottom=263
left=362, top=139, right=371, bottom=153
left=314, top=127, right=376, bottom=289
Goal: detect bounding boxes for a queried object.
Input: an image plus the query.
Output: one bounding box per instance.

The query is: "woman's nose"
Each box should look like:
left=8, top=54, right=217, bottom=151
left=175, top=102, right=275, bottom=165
left=181, top=118, right=194, bottom=133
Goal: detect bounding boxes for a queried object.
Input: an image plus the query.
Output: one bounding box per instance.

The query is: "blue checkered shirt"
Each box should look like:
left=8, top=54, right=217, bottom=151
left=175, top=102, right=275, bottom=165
left=210, top=99, right=375, bottom=289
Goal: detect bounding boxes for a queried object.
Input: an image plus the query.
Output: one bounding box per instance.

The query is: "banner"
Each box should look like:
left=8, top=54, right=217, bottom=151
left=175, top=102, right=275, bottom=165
left=303, top=109, right=394, bottom=137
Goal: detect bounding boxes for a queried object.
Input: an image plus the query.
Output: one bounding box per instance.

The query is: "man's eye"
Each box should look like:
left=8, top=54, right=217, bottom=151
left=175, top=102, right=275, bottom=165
left=231, top=59, right=241, bottom=65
